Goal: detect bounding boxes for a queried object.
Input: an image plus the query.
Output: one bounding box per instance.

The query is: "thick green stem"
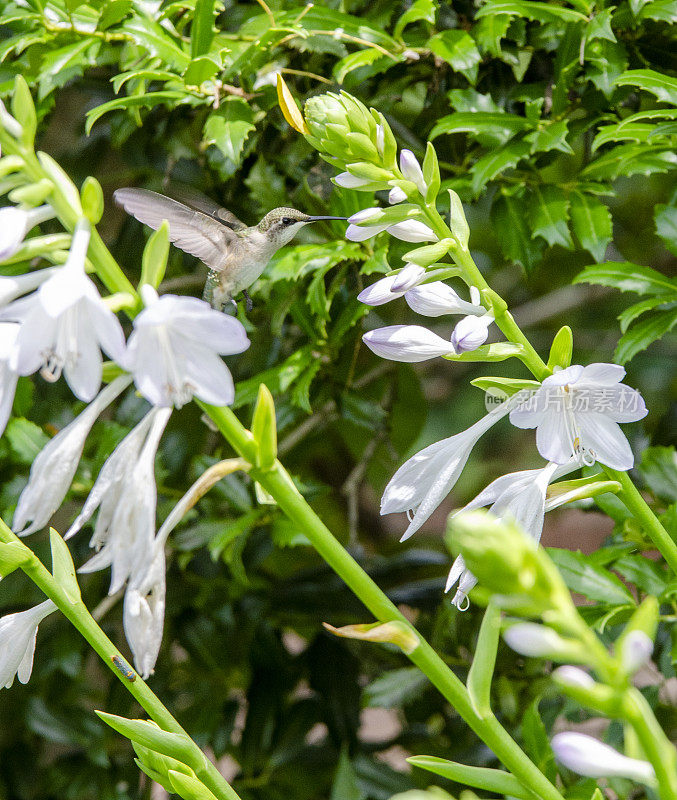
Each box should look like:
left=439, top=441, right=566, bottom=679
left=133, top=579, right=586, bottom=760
left=623, top=688, right=677, bottom=800
left=201, top=403, right=565, bottom=800
left=604, top=468, right=677, bottom=574
left=0, top=520, right=240, bottom=800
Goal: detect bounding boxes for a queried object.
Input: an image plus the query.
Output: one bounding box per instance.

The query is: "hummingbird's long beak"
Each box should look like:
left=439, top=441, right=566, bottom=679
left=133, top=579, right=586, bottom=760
left=306, top=215, right=348, bottom=222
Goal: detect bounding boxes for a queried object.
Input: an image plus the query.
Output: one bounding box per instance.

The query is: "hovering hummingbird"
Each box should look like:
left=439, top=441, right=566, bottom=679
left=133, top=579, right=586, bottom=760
left=114, top=187, right=347, bottom=311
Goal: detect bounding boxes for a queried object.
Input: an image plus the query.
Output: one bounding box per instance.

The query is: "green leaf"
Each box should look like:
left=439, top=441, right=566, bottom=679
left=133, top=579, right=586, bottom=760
left=168, top=769, right=218, bottom=800
left=616, top=302, right=676, bottom=358
left=586, top=7, right=616, bottom=42
left=592, top=121, right=665, bottom=151
left=570, top=192, right=612, bottom=262
left=655, top=204, right=677, bottom=256
left=85, top=91, right=191, bottom=135
left=618, top=295, right=677, bottom=332
left=471, top=141, right=531, bottom=196
left=140, top=221, right=170, bottom=290
left=5, top=417, right=49, bottom=464
left=582, top=143, right=677, bottom=181
left=491, top=192, right=544, bottom=272
left=547, top=548, right=635, bottom=605
left=334, top=50, right=393, bottom=84
left=183, top=56, right=221, bottom=86
left=331, top=748, right=365, bottom=800
left=363, top=668, right=428, bottom=708
left=251, top=383, right=277, bottom=469
left=639, top=446, right=677, bottom=503
left=394, top=0, right=437, bottom=39
left=467, top=602, right=501, bottom=717
left=475, top=1, right=587, bottom=22
left=615, top=69, right=677, bottom=105
left=526, top=119, right=574, bottom=154
left=407, top=756, right=533, bottom=800
left=98, top=0, right=132, bottom=30
left=190, top=0, right=215, bottom=59
left=472, top=14, right=512, bottom=56
left=529, top=186, right=573, bottom=249
left=585, top=40, right=628, bottom=97
left=121, top=16, right=190, bottom=71
left=430, top=112, right=532, bottom=147
left=203, top=98, right=255, bottom=167
left=447, top=190, right=469, bottom=249
left=428, top=31, right=481, bottom=84
left=49, top=528, right=81, bottom=603
left=613, top=555, right=668, bottom=597
left=0, top=541, right=32, bottom=577
left=470, top=376, right=541, bottom=395
left=521, top=699, right=556, bottom=782
left=574, top=261, right=676, bottom=295
left=547, top=326, right=573, bottom=370
left=95, top=713, right=194, bottom=764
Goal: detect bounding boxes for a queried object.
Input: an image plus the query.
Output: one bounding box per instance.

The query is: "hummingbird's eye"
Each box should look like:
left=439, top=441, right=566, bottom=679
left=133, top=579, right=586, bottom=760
left=281, top=217, right=295, bottom=226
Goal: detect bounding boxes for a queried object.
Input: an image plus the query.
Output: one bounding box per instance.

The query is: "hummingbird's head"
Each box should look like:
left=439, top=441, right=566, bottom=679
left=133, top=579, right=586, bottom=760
left=258, top=207, right=347, bottom=247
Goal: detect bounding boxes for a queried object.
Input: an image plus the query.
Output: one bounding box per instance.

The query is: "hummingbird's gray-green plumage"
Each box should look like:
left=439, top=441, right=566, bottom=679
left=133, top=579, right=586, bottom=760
left=113, top=188, right=346, bottom=311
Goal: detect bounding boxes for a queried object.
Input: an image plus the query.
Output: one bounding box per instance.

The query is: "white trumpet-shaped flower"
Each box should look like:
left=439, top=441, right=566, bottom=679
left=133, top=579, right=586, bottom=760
left=357, top=264, right=426, bottom=306
left=123, top=541, right=166, bottom=679
left=399, top=149, right=427, bottom=197
left=0, top=268, right=57, bottom=309
left=346, top=208, right=436, bottom=244
left=0, top=600, right=57, bottom=688
left=70, top=406, right=172, bottom=595
left=551, top=732, right=656, bottom=785
left=382, top=397, right=519, bottom=541
left=12, top=375, right=132, bottom=536
left=406, top=284, right=486, bottom=318
left=0, top=322, right=19, bottom=438
left=7, top=221, right=126, bottom=401
left=362, top=324, right=455, bottom=362
left=509, top=363, right=647, bottom=470
left=0, top=205, right=55, bottom=261
left=123, top=286, right=249, bottom=409
left=446, top=459, right=578, bottom=609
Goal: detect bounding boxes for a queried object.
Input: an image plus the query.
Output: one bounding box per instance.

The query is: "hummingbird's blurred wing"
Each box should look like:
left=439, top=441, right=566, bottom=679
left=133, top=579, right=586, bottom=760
left=168, top=186, right=247, bottom=231
left=114, top=188, right=241, bottom=270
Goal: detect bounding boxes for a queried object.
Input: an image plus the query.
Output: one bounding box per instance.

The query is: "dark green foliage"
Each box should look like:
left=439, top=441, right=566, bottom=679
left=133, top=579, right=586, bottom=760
left=1, top=0, right=676, bottom=799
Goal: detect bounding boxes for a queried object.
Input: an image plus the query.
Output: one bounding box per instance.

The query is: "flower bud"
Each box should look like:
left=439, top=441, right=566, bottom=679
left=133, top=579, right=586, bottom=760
left=389, top=186, right=407, bottom=204
left=363, top=325, right=455, bottom=363
left=451, top=314, right=493, bottom=353
left=323, top=620, right=419, bottom=654
left=503, top=623, right=583, bottom=660
left=552, top=665, right=595, bottom=689
left=399, top=149, right=427, bottom=197
left=619, top=630, right=653, bottom=674
left=551, top=732, right=656, bottom=785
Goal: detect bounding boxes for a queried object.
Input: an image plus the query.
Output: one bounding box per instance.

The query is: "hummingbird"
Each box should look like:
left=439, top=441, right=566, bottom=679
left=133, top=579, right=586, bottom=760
left=114, top=187, right=347, bottom=311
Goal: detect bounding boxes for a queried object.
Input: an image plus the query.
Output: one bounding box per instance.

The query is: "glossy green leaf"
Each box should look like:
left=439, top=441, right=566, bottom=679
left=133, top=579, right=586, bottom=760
left=49, top=528, right=81, bottom=603
left=190, top=0, right=215, bottom=59
left=85, top=91, right=191, bottom=135
left=547, top=548, right=635, bottom=605
left=203, top=98, right=255, bottom=166
left=475, top=0, right=586, bottom=22
left=655, top=204, right=677, bottom=255
left=570, top=192, right=612, bottom=261
left=394, top=0, right=436, bottom=39
left=615, top=68, right=677, bottom=105
left=491, top=191, right=544, bottom=271
left=529, top=186, right=573, bottom=249
left=574, top=261, right=676, bottom=295
left=430, top=112, right=532, bottom=146
left=526, top=119, right=574, bottom=154
left=639, top=446, right=677, bottom=503
left=428, top=30, right=481, bottom=84
left=407, top=756, right=533, bottom=799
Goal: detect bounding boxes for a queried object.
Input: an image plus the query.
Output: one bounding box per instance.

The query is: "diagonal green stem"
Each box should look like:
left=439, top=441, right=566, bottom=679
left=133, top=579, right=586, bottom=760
left=0, top=519, right=240, bottom=800
left=200, top=403, right=564, bottom=800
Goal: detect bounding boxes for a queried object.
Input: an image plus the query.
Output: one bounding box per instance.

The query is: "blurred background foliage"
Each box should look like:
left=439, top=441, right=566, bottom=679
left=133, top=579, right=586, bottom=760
left=0, top=0, right=676, bottom=798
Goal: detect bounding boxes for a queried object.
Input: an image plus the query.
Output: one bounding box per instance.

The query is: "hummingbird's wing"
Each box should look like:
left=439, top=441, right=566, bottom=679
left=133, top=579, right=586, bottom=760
left=114, top=188, right=242, bottom=269
left=168, top=186, right=247, bottom=231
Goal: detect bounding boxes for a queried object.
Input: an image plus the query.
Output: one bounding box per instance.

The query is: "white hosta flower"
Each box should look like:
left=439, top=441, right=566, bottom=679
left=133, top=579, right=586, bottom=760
left=71, top=406, right=172, bottom=595
left=620, top=630, right=653, bottom=673
left=12, top=375, right=132, bottom=536
left=8, top=221, right=126, bottom=401
left=335, top=173, right=373, bottom=189
left=388, top=186, right=407, bottom=205
left=552, top=665, right=595, bottom=688
left=446, top=460, right=578, bottom=608
left=551, top=732, right=656, bottom=785
left=503, top=623, right=574, bottom=658
left=509, top=363, right=647, bottom=470
left=387, top=220, right=437, bottom=243
left=450, top=313, right=494, bottom=353
left=124, top=542, right=166, bottom=679
left=0, top=205, right=55, bottom=261
left=0, top=600, right=56, bottom=688
left=123, top=285, right=249, bottom=409
left=357, top=264, right=426, bottom=306
left=399, top=149, right=427, bottom=197
left=381, top=397, right=517, bottom=540
left=346, top=213, right=436, bottom=244
left=363, top=324, right=455, bottom=362
left=0, top=322, right=19, bottom=438
left=406, top=284, right=485, bottom=318
left=0, top=268, right=57, bottom=309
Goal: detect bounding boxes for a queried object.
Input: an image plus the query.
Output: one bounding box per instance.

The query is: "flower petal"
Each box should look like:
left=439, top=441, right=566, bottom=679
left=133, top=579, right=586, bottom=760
left=576, top=412, right=634, bottom=470
left=577, top=362, right=625, bottom=386
left=363, top=325, right=454, bottom=362
left=535, top=409, right=576, bottom=464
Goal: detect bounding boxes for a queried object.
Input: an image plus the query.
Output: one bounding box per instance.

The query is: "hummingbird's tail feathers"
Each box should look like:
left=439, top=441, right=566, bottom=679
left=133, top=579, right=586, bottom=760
left=203, top=269, right=219, bottom=306
left=114, top=188, right=238, bottom=270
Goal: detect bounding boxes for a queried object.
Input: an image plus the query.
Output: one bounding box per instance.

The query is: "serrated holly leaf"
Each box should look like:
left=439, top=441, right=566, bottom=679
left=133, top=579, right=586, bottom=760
left=394, top=0, right=437, bottom=39
left=529, top=186, right=574, bottom=249
left=547, top=548, right=635, bottom=605
left=428, top=30, right=481, bottom=84
left=430, top=111, right=532, bottom=147
left=586, top=7, right=616, bottom=42
left=203, top=98, right=255, bottom=166
left=471, top=141, right=531, bottom=196
left=615, top=68, right=677, bottom=105
left=618, top=295, right=677, bottom=332
left=491, top=192, right=544, bottom=271
left=639, top=446, right=677, bottom=503
left=474, top=1, right=587, bottom=23
left=526, top=119, right=573, bottom=154
left=574, top=261, right=676, bottom=295
left=655, top=204, right=677, bottom=256
left=472, top=14, right=511, bottom=56
left=570, top=192, right=612, bottom=261
left=615, top=306, right=677, bottom=363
